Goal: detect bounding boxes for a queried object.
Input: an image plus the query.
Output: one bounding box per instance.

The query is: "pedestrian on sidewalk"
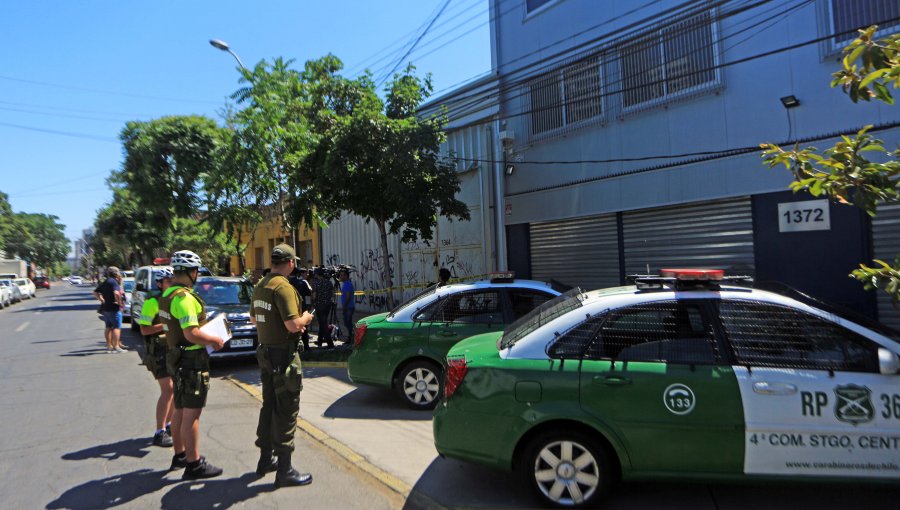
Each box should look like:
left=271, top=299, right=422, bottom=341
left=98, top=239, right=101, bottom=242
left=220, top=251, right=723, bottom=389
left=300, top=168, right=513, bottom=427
left=250, top=244, right=315, bottom=487
left=311, top=268, right=335, bottom=348
left=93, top=266, right=124, bottom=353
left=159, top=250, right=225, bottom=479
left=339, top=269, right=355, bottom=342
left=137, top=267, right=175, bottom=448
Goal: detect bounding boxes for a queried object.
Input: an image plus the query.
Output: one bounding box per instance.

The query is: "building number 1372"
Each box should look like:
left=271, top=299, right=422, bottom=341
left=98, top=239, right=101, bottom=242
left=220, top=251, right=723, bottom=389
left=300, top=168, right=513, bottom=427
left=782, top=208, right=824, bottom=224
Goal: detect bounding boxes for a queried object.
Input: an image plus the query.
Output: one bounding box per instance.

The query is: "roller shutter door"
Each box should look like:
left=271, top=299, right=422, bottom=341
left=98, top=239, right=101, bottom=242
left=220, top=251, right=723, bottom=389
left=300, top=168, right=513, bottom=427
left=530, top=213, right=620, bottom=291
left=871, top=203, right=900, bottom=330
left=623, top=198, right=755, bottom=276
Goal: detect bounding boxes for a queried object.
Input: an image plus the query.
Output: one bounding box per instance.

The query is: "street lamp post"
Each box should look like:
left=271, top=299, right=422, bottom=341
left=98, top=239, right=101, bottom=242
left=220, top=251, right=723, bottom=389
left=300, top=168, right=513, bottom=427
left=209, top=39, right=247, bottom=70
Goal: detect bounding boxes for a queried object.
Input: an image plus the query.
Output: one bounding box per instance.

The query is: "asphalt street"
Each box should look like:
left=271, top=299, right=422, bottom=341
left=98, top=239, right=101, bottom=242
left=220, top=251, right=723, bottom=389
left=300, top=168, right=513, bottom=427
left=0, top=285, right=403, bottom=510
left=1, top=285, right=898, bottom=510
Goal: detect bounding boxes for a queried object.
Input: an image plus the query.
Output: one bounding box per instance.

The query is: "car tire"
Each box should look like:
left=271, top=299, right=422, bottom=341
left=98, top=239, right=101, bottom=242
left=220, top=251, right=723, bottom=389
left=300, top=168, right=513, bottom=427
left=394, top=360, right=442, bottom=410
left=519, top=429, right=615, bottom=509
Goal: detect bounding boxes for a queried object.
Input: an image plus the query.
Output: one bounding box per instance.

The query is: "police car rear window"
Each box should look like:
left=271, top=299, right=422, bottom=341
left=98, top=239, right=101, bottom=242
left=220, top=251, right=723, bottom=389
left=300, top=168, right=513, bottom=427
left=500, top=287, right=585, bottom=349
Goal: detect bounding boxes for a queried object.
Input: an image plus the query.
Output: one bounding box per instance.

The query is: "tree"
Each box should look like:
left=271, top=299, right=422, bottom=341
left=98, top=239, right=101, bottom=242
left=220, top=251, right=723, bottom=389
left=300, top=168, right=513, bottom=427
left=4, top=213, right=69, bottom=272
left=118, top=115, right=227, bottom=230
left=93, top=178, right=168, bottom=267
left=168, top=217, right=232, bottom=275
left=0, top=191, right=17, bottom=253
left=311, top=64, right=470, bottom=307
left=762, top=27, right=900, bottom=298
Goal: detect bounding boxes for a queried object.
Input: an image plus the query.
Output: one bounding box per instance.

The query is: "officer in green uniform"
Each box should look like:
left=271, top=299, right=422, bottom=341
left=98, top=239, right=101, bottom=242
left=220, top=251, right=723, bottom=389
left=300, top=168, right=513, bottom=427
left=158, top=250, right=226, bottom=479
left=138, top=266, right=175, bottom=448
left=250, top=244, right=314, bottom=487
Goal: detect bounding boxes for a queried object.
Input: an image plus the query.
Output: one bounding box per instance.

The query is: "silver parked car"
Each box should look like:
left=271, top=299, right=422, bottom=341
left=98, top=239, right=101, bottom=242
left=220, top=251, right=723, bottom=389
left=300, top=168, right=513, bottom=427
left=0, top=279, right=23, bottom=303
left=0, top=284, right=11, bottom=308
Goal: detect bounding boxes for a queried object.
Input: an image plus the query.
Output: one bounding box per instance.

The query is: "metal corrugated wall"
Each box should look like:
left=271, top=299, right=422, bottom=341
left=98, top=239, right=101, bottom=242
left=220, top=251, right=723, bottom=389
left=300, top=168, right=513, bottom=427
left=530, top=213, right=620, bottom=291
left=622, top=197, right=755, bottom=275
left=871, top=203, right=900, bottom=330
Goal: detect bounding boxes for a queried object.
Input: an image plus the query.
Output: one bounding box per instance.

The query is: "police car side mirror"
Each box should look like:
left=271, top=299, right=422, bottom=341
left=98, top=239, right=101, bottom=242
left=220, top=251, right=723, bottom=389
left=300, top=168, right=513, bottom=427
left=878, top=348, right=900, bottom=375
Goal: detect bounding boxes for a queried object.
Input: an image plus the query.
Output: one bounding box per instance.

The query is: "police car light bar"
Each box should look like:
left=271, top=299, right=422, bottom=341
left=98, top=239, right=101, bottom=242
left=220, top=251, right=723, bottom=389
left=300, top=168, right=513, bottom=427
left=488, top=271, right=516, bottom=283
left=659, top=268, right=724, bottom=281
left=153, top=257, right=171, bottom=265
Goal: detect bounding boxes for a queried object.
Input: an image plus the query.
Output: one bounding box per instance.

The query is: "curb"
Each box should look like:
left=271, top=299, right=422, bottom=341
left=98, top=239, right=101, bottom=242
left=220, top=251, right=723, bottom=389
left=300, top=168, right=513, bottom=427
left=225, top=375, right=446, bottom=509
left=298, top=361, right=347, bottom=368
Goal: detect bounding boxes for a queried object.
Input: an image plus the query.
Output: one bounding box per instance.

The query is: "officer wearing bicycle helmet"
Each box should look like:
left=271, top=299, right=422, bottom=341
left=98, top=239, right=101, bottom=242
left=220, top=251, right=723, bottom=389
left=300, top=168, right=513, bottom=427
left=138, top=267, right=175, bottom=448
left=158, top=250, right=225, bottom=479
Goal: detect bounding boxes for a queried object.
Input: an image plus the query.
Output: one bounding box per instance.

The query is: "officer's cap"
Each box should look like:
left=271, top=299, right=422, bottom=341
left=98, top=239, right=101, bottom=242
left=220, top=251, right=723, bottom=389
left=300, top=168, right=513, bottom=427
left=271, top=243, right=301, bottom=264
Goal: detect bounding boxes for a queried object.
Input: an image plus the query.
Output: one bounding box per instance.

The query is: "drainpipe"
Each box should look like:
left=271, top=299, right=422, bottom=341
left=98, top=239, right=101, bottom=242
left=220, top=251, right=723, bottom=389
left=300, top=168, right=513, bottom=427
left=493, top=118, right=507, bottom=271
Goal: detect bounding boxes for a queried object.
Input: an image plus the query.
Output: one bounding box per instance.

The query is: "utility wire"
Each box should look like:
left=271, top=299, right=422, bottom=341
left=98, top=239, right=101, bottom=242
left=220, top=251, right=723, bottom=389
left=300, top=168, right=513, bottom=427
left=505, top=120, right=900, bottom=197
left=0, top=75, right=221, bottom=105
left=376, top=0, right=454, bottom=87
left=0, top=121, right=119, bottom=143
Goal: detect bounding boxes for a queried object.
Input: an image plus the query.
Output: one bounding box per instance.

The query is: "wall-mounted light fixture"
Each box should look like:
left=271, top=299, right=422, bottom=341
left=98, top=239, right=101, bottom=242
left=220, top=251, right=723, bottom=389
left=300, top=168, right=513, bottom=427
left=505, top=164, right=515, bottom=176
left=780, top=95, right=800, bottom=108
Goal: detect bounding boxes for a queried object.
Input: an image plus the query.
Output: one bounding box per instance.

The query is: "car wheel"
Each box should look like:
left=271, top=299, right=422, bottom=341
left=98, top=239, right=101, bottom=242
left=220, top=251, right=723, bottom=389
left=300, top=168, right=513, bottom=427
left=520, top=429, right=614, bottom=508
left=395, top=360, right=442, bottom=410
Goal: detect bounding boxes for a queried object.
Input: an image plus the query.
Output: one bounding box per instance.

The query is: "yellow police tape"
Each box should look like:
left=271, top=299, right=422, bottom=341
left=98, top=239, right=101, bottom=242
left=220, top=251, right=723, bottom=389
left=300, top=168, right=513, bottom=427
left=336, top=273, right=495, bottom=296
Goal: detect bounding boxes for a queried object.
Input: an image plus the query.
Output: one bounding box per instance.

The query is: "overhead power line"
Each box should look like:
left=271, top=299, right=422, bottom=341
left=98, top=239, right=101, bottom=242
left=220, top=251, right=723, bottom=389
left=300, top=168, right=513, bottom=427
left=376, top=0, right=454, bottom=86
left=0, top=75, right=221, bottom=105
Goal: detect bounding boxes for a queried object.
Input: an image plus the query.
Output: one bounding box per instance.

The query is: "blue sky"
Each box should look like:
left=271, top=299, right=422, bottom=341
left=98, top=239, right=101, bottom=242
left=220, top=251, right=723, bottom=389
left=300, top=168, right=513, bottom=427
left=0, top=0, right=491, bottom=254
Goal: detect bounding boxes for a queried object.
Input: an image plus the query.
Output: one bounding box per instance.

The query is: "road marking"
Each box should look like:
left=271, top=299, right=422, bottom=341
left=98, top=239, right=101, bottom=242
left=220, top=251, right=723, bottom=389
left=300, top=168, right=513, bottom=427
left=16, top=322, right=30, bottom=332
left=225, top=375, right=446, bottom=509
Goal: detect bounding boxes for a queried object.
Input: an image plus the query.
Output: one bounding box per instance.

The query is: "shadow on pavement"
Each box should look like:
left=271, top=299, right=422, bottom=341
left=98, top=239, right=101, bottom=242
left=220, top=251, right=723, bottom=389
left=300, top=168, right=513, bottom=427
left=62, top=437, right=152, bottom=461
left=159, top=472, right=275, bottom=510
left=18, top=304, right=99, bottom=313
left=49, top=296, right=95, bottom=302
left=322, top=385, right=431, bottom=421
left=61, top=347, right=116, bottom=357
left=404, top=456, right=533, bottom=509
left=45, top=468, right=176, bottom=510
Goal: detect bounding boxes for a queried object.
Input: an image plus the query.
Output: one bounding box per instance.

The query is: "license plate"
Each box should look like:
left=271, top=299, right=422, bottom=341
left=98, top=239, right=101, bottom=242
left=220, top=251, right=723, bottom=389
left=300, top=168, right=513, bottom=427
left=230, top=338, right=253, bottom=348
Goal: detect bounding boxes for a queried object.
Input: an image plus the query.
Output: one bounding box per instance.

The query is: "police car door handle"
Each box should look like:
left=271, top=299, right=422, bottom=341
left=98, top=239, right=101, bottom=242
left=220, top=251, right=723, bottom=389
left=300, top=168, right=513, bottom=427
left=438, top=329, right=458, bottom=337
left=752, top=381, right=797, bottom=396
left=594, top=375, right=631, bottom=386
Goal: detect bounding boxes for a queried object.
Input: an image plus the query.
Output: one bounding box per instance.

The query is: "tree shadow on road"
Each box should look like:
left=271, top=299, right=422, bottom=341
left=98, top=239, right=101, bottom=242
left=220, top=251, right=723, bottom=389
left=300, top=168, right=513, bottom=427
left=159, top=472, right=275, bottom=509
left=322, top=385, right=432, bottom=421
left=17, top=304, right=99, bottom=313
left=60, top=347, right=115, bottom=357
left=62, top=437, right=152, bottom=461
left=45, top=468, right=176, bottom=510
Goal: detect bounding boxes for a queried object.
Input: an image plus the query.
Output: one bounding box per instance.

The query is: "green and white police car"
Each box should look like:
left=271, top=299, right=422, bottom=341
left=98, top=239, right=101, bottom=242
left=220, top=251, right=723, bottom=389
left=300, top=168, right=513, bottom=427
left=348, top=274, right=560, bottom=409
left=434, top=269, right=900, bottom=508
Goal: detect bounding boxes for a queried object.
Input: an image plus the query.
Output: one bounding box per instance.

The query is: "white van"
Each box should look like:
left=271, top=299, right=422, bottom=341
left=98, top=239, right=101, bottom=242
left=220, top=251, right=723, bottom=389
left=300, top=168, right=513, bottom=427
left=129, top=265, right=170, bottom=331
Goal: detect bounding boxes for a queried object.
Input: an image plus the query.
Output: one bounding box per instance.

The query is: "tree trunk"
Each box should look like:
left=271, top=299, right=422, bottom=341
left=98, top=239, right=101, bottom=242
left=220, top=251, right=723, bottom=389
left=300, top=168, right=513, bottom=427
left=376, top=220, right=395, bottom=310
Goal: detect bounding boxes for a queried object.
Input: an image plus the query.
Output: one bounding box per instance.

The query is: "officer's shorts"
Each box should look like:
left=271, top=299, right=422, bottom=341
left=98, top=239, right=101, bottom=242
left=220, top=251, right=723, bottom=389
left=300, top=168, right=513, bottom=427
left=172, top=350, right=210, bottom=409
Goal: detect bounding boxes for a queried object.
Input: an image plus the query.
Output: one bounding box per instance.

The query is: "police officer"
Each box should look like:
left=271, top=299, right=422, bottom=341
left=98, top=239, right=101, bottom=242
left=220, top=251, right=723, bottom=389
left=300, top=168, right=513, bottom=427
left=250, top=244, right=314, bottom=487
left=159, top=250, right=226, bottom=479
left=138, top=267, right=175, bottom=448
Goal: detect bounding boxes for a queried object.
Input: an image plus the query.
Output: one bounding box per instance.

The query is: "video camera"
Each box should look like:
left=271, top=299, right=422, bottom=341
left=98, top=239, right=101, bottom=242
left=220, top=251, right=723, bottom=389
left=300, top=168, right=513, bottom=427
left=312, top=264, right=355, bottom=281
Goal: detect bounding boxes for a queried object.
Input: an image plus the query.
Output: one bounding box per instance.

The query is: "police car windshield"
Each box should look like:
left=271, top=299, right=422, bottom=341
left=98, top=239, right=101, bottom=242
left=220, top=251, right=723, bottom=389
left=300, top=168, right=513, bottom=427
left=387, top=285, right=439, bottom=318
left=500, top=287, right=586, bottom=349
left=194, top=280, right=252, bottom=306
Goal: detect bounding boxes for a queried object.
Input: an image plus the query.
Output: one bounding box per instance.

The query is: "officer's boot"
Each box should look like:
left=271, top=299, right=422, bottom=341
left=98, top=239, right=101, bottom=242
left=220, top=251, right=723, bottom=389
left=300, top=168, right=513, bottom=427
left=274, top=453, right=312, bottom=488
left=255, top=449, right=278, bottom=476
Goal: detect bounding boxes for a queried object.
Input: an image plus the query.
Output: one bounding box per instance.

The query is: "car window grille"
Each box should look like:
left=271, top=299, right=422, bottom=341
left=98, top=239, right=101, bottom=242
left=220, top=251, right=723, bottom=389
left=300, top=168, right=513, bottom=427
left=589, top=301, right=718, bottom=364
left=501, top=287, right=585, bottom=348
left=719, top=300, right=878, bottom=372
left=434, top=290, right=502, bottom=324
left=549, top=314, right=607, bottom=358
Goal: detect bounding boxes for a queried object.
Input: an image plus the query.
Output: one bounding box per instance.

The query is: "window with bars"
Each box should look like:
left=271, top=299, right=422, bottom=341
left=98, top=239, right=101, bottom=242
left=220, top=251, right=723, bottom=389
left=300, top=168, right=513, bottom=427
left=620, top=11, right=718, bottom=109
left=528, top=57, right=602, bottom=137
left=420, top=290, right=502, bottom=324
left=526, top=0, right=556, bottom=14
left=830, top=0, right=900, bottom=45
left=718, top=300, right=879, bottom=372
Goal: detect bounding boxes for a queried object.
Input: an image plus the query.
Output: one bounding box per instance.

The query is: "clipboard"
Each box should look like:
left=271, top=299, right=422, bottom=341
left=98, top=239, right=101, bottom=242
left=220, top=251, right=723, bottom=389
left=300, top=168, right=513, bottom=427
left=200, top=314, right=232, bottom=353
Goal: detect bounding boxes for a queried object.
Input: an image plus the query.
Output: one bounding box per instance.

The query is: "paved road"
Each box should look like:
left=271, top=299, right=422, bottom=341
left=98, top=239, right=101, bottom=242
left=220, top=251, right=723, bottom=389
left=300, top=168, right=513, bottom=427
left=0, top=285, right=403, bottom=510
left=2, top=285, right=898, bottom=509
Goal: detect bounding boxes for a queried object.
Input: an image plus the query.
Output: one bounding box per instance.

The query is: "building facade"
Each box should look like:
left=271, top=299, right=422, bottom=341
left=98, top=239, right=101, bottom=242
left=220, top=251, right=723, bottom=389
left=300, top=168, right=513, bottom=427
left=228, top=214, right=320, bottom=278
left=487, top=0, right=900, bottom=327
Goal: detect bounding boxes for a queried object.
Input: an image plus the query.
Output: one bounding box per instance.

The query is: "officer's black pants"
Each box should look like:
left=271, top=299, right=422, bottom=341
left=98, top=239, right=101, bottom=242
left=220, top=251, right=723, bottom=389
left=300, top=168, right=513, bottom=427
left=255, top=345, right=302, bottom=456
left=315, top=302, right=333, bottom=347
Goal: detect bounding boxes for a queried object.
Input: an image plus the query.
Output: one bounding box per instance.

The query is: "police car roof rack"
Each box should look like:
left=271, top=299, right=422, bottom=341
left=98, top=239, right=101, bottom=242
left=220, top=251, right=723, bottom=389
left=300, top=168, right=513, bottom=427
left=627, top=269, right=753, bottom=291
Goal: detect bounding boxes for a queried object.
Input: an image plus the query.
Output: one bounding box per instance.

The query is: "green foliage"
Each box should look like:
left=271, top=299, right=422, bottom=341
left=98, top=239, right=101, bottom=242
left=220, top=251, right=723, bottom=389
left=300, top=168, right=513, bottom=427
left=168, top=217, right=232, bottom=275
left=3, top=212, right=69, bottom=271
left=0, top=191, right=17, bottom=252
left=119, top=115, right=227, bottom=228
left=761, top=28, right=900, bottom=301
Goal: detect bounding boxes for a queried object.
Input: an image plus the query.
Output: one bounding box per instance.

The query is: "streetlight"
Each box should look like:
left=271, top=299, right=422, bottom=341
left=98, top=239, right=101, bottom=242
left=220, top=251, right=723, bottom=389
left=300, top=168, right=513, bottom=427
left=209, top=38, right=247, bottom=70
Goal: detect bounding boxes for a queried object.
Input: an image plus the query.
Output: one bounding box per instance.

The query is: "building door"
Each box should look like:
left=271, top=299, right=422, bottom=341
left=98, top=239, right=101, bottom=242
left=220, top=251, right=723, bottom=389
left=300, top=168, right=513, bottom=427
left=752, top=190, right=874, bottom=318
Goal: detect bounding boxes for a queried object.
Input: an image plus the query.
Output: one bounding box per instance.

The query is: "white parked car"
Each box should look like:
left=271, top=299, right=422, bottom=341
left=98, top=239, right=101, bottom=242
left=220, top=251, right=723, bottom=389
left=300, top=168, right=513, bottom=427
left=13, top=278, right=35, bottom=299
left=68, top=276, right=84, bottom=285
left=121, top=277, right=135, bottom=322
left=0, top=279, right=23, bottom=303
left=0, top=284, right=11, bottom=308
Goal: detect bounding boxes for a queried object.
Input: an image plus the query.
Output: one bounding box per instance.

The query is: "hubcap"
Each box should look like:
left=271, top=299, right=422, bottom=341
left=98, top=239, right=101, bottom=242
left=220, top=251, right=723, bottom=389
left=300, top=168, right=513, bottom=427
left=403, top=367, right=439, bottom=405
left=533, top=440, right=600, bottom=506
